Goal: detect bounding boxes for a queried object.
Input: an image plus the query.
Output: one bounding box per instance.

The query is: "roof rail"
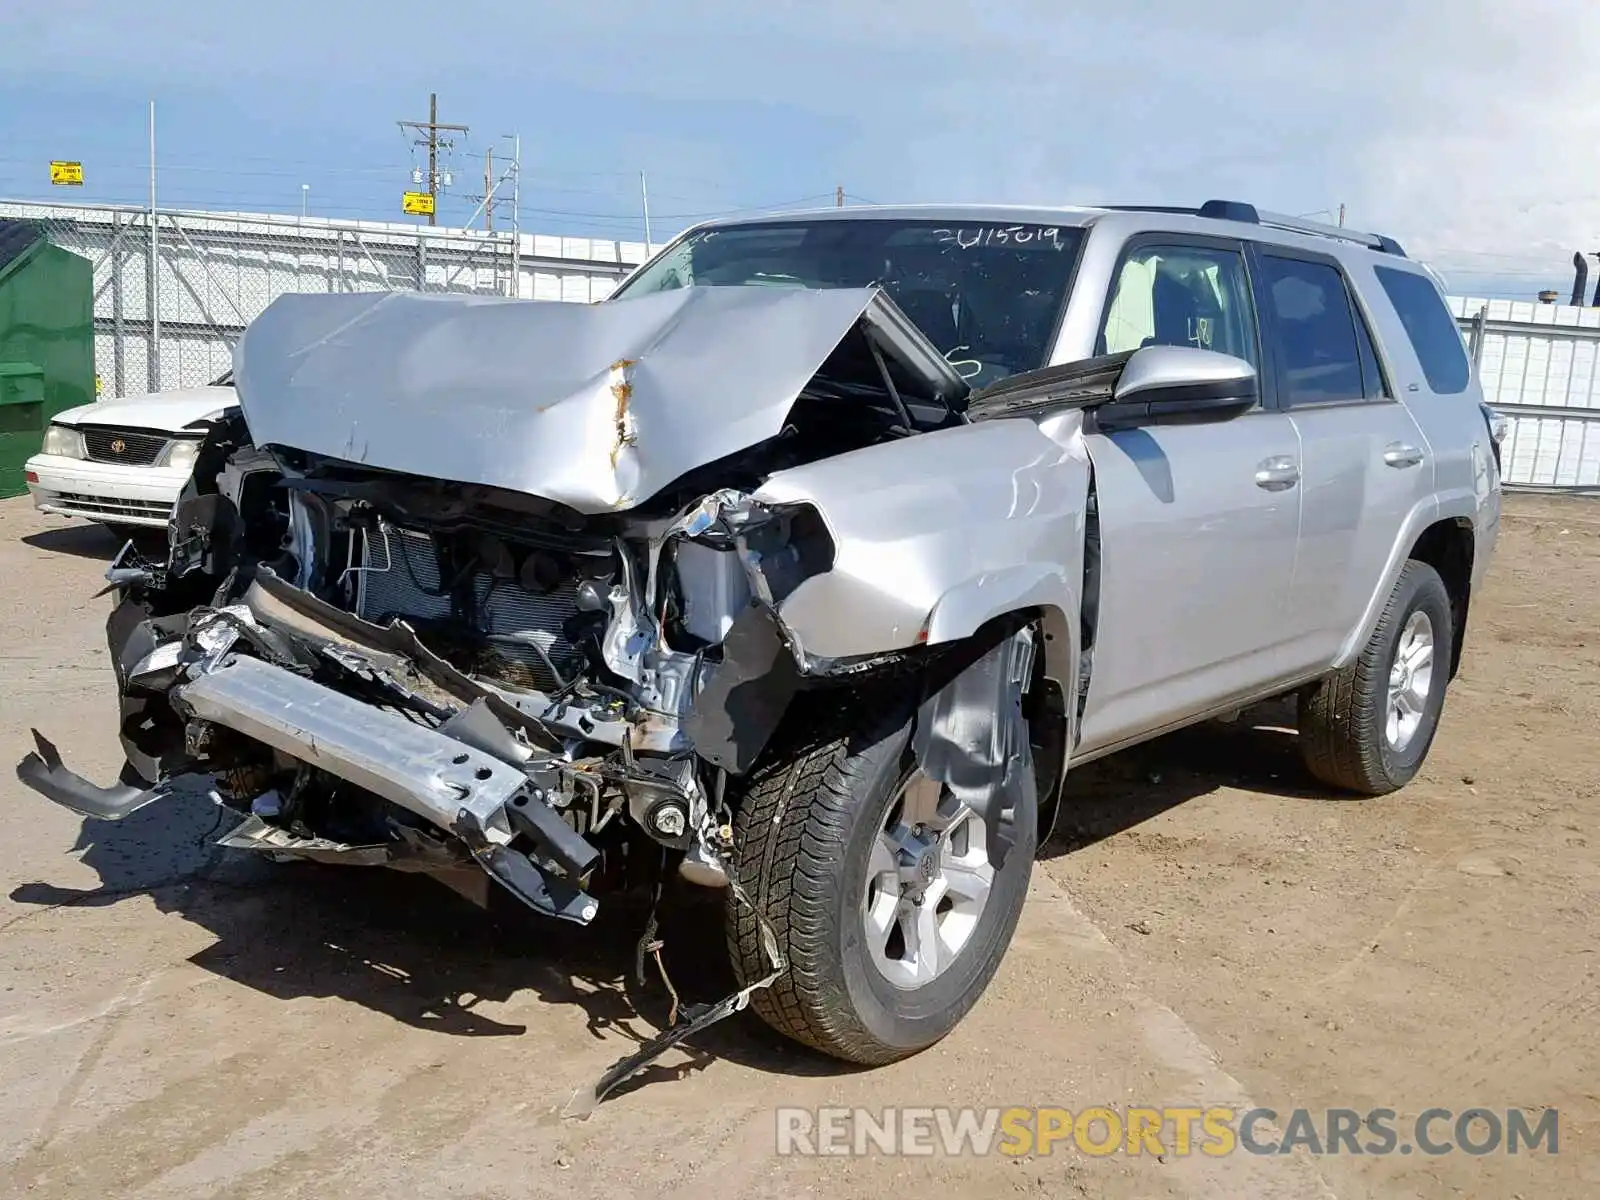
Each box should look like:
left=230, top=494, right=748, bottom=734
left=1252, top=209, right=1407, bottom=258
left=1100, top=200, right=1406, bottom=257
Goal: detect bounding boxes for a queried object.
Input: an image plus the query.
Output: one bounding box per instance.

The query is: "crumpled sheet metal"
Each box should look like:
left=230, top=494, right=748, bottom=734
left=233, top=285, right=959, bottom=515
left=911, top=625, right=1039, bottom=869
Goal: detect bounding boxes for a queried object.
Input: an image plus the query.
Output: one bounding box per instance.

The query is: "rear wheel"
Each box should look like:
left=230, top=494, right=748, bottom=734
left=725, top=693, right=1035, bottom=1065
left=1299, top=560, right=1454, bottom=795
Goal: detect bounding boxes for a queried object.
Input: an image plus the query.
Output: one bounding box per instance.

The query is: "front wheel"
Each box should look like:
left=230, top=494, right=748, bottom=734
left=725, top=693, right=1035, bottom=1065
left=1299, top=559, right=1454, bottom=795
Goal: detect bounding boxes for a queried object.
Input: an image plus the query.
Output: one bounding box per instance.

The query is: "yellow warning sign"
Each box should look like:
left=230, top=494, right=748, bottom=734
left=50, top=161, right=85, bottom=186
left=401, top=191, right=436, bottom=216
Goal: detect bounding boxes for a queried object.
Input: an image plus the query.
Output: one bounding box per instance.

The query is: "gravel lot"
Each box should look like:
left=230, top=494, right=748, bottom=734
left=0, top=492, right=1595, bottom=1199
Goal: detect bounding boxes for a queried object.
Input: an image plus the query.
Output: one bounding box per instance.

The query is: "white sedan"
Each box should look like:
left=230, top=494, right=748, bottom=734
left=25, top=373, right=237, bottom=536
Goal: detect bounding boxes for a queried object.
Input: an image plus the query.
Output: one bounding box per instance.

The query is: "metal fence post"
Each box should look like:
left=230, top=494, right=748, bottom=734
left=1470, top=303, right=1488, bottom=372
left=111, top=211, right=126, bottom=398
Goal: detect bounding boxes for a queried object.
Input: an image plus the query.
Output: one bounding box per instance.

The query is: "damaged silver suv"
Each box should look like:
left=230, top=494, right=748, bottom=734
left=18, top=201, right=1502, bottom=1078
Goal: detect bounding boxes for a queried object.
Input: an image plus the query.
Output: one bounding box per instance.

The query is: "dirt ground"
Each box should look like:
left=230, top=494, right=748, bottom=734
left=0, top=492, right=1594, bottom=1200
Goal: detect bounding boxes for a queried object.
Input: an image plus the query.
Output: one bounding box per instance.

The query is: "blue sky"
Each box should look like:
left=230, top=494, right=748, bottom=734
left=4, top=0, right=1598, bottom=299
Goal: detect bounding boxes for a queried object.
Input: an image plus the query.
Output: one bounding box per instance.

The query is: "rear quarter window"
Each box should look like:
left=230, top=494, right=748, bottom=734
left=1373, top=266, right=1470, bottom=395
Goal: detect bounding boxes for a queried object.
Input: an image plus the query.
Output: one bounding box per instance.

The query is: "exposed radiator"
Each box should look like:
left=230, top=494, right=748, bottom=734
left=355, top=525, right=580, bottom=693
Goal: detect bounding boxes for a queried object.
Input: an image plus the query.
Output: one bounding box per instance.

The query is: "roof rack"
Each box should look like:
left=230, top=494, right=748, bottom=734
left=1102, top=200, right=1407, bottom=257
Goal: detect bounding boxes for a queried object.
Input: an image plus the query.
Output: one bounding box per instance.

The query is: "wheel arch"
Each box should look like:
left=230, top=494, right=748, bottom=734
left=1406, top=516, right=1475, bottom=679
left=1336, top=499, right=1475, bottom=679
left=922, top=584, right=1079, bottom=853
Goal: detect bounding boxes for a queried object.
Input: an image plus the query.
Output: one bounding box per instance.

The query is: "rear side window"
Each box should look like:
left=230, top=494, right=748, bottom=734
left=1374, top=266, right=1471, bottom=394
left=1260, top=256, right=1372, bottom=406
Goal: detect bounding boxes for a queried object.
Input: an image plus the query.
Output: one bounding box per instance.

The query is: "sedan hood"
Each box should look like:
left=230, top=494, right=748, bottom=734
left=233, top=286, right=965, bottom=514
left=53, top=386, right=237, bottom=435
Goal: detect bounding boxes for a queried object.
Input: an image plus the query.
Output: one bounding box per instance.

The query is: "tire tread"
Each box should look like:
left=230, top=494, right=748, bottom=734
left=1300, top=559, right=1450, bottom=795
left=724, top=690, right=914, bottom=1065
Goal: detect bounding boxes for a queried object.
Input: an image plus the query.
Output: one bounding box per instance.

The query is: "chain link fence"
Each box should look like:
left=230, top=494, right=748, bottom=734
left=0, top=199, right=650, bottom=400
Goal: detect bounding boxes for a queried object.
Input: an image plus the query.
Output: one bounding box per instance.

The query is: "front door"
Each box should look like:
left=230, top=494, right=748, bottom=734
left=1077, top=236, right=1303, bottom=755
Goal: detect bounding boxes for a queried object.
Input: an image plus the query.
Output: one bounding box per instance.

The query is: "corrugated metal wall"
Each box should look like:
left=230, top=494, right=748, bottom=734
left=1453, top=296, right=1600, bottom=492
left=0, top=200, right=651, bottom=400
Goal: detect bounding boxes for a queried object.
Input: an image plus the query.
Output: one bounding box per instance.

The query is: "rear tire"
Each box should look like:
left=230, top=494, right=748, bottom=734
left=725, top=691, right=1035, bottom=1065
left=1299, top=560, right=1454, bottom=795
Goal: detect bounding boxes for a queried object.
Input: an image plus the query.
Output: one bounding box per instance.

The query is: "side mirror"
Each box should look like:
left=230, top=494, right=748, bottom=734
left=1097, top=346, right=1257, bottom=430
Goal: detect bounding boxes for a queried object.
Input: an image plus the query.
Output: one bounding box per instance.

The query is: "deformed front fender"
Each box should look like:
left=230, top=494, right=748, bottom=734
left=922, top=563, right=1077, bottom=650
left=752, top=413, right=1092, bottom=689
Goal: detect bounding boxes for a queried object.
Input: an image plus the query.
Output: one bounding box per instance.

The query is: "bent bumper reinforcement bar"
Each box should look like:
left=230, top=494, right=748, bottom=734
left=15, top=654, right=602, bottom=924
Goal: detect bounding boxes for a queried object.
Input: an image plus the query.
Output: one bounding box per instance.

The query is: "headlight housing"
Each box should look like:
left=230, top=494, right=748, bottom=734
left=41, top=424, right=85, bottom=459
left=161, top=439, right=202, bottom=473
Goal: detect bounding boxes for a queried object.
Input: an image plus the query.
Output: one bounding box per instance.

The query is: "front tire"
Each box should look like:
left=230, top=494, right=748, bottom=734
left=1299, top=560, right=1454, bottom=795
left=725, top=692, right=1035, bottom=1065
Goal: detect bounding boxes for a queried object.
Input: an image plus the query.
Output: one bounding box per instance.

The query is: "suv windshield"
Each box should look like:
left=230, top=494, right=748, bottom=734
left=615, top=219, right=1086, bottom=388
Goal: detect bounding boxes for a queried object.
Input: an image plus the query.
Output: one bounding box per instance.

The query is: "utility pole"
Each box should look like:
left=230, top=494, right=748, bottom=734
left=836, top=184, right=845, bottom=208
left=641, top=171, right=653, bottom=254
left=1338, top=203, right=1346, bottom=227
left=484, top=149, right=494, bottom=231
left=510, top=134, right=521, bottom=298
left=147, top=99, right=160, bottom=392
left=397, top=93, right=469, bottom=226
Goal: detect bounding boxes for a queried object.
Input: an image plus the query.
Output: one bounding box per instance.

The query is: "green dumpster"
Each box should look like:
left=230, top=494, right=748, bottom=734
left=0, top=220, right=95, bottom=498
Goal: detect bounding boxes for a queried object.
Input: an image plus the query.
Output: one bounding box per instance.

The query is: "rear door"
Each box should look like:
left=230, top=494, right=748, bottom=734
left=1251, top=248, right=1433, bottom=672
left=1076, top=234, right=1303, bottom=755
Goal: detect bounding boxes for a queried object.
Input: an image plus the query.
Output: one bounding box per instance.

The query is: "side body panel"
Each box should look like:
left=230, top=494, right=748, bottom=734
left=1054, top=216, right=1501, bottom=762
left=1280, top=398, right=1435, bottom=672
left=1074, top=414, right=1303, bottom=753
left=1334, top=258, right=1501, bottom=664
left=1062, top=225, right=1304, bottom=754
left=1247, top=245, right=1438, bottom=676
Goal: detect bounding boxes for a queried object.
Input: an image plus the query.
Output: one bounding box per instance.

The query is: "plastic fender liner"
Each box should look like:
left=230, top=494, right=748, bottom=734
left=15, top=730, right=175, bottom=821
left=910, top=621, right=1038, bottom=869
left=681, top=603, right=801, bottom=774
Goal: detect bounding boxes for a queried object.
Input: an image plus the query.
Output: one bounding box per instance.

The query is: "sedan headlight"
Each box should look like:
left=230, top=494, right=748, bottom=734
left=41, top=424, right=85, bottom=459
left=161, top=439, right=202, bottom=474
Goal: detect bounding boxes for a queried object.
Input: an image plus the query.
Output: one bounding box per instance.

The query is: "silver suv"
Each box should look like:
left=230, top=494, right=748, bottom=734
left=17, top=200, right=1502, bottom=1087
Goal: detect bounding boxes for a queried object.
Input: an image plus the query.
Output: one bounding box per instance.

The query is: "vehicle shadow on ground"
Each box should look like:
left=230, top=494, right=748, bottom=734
left=6, top=788, right=847, bottom=1096
left=1042, top=698, right=1332, bottom=858
left=20, top=524, right=129, bottom=561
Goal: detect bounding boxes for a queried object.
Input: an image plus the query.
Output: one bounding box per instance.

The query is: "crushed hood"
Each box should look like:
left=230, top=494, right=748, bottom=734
left=233, top=285, right=965, bottom=514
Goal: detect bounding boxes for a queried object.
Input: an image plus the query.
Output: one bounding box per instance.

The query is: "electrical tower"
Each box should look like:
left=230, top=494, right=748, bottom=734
left=397, top=93, right=469, bottom=226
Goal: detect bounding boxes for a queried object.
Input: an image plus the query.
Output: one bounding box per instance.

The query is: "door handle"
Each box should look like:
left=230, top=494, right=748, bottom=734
left=1254, top=456, right=1300, bottom=491
left=1383, top=443, right=1424, bottom=469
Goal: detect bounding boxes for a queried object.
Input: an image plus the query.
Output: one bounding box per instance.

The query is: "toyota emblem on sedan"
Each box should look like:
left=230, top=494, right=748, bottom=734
left=109, top=438, right=127, bottom=455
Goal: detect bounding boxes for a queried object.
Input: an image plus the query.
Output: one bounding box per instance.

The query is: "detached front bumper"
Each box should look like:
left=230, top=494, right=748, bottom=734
left=16, top=628, right=606, bottom=925
left=25, top=453, right=188, bottom=528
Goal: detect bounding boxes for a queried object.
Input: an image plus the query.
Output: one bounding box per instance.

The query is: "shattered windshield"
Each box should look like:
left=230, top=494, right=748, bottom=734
left=614, top=219, right=1086, bottom=388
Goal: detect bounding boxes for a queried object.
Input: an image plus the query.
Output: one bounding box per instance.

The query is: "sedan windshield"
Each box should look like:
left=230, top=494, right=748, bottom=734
left=615, top=219, right=1085, bottom=388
